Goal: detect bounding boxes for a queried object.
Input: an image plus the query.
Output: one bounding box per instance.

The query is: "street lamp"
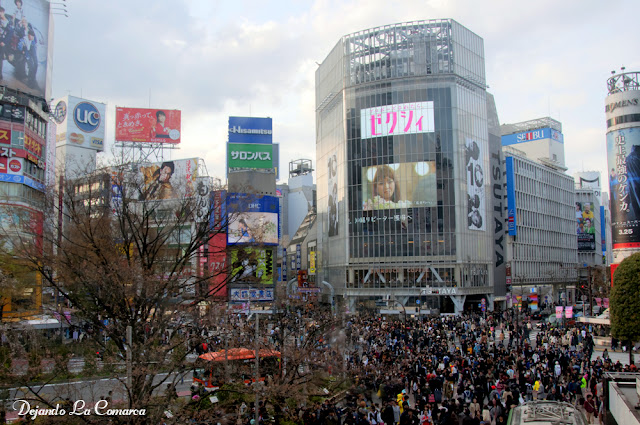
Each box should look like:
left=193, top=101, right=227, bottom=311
left=390, top=299, right=407, bottom=323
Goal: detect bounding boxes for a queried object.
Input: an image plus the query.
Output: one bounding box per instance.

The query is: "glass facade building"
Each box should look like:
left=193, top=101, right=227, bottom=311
left=315, top=20, right=502, bottom=313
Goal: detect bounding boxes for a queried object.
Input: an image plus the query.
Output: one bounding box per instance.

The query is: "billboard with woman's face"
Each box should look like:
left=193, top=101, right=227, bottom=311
left=361, top=162, right=437, bottom=211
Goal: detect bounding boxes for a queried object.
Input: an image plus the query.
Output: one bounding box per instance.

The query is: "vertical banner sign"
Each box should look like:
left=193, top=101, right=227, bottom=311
left=607, top=128, right=640, bottom=249
left=555, top=306, right=563, bottom=319
left=296, top=244, right=301, bottom=271
left=309, top=251, right=316, bottom=275
left=282, top=247, right=287, bottom=282
left=506, top=157, right=517, bottom=236
left=565, top=306, right=573, bottom=319
left=328, top=153, right=338, bottom=237
left=576, top=202, right=596, bottom=251
left=466, top=138, right=486, bottom=231
left=600, top=206, right=606, bottom=261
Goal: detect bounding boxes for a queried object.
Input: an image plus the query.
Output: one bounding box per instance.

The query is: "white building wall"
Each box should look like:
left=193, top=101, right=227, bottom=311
left=506, top=152, right=578, bottom=294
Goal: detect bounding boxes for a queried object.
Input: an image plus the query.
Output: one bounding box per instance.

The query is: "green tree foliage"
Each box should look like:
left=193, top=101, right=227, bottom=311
left=610, top=253, right=640, bottom=355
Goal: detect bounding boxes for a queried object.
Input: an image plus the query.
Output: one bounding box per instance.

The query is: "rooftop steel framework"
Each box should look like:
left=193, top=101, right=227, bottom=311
left=607, top=71, right=640, bottom=95
left=501, top=117, right=562, bottom=136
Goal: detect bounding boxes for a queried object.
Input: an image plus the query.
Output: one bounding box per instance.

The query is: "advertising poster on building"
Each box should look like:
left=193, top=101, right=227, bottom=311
left=209, top=190, right=227, bottom=231
left=194, top=177, right=212, bottom=223
left=0, top=0, right=51, bottom=99
left=138, top=158, right=198, bottom=201
left=53, top=96, right=107, bottom=151
left=228, top=117, right=273, bottom=144
left=229, top=248, right=273, bottom=285
left=327, top=152, right=338, bottom=237
left=576, top=202, right=596, bottom=251
left=227, top=143, right=273, bottom=170
left=115, top=107, right=181, bottom=144
left=466, top=138, right=486, bottom=231
left=360, top=101, right=435, bottom=139
left=361, top=162, right=436, bottom=210
left=208, top=233, right=228, bottom=298
left=607, top=128, right=640, bottom=248
left=226, top=193, right=279, bottom=245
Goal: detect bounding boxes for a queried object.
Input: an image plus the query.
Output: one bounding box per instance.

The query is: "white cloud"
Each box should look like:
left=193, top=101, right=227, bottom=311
left=51, top=0, right=640, bottom=186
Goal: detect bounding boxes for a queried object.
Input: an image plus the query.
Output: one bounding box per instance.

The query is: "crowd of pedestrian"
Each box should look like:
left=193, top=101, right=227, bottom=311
left=286, top=309, right=636, bottom=425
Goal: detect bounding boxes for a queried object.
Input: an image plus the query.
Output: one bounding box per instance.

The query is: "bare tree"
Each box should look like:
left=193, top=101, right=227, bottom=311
left=1, top=160, right=234, bottom=424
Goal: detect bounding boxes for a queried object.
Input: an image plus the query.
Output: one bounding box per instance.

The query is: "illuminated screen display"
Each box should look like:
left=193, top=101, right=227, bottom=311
left=361, top=162, right=437, bottom=211
left=228, top=212, right=279, bottom=245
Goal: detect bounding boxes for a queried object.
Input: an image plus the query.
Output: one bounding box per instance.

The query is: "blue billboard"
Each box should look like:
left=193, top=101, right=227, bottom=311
left=228, top=117, right=273, bottom=144
left=226, top=193, right=280, bottom=246
left=501, top=128, right=563, bottom=146
left=506, top=157, right=517, bottom=236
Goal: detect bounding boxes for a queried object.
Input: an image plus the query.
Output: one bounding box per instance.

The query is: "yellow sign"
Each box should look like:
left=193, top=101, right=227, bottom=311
left=309, top=251, right=316, bottom=275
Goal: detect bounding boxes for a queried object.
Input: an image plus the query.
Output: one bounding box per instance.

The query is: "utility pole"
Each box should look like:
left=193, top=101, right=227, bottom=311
left=588, top=266, right=593, bottom=316
left=224, top=309, right=230, bottom=382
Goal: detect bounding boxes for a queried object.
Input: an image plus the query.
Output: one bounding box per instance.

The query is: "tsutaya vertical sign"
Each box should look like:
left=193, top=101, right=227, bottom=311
left=360, top=102, right=435, bottom=139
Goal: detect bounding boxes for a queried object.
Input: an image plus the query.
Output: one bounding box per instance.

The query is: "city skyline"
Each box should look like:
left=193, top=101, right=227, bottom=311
left=51, top=0, right=639, bottom=188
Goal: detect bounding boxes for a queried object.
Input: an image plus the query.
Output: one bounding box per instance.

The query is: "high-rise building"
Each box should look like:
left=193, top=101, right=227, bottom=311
left=605, top=69, right=640, bottom=275
left=0, top=0, right=55, bottom=318
left=502, top=146, right=577, bottom=305
left=315, top=20, right=503, bottom=314
left=500, top=117, right=578, bottom=306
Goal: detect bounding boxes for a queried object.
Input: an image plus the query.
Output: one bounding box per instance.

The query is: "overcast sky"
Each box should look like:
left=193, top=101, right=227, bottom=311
left=50, top=0, right=640, bottom=189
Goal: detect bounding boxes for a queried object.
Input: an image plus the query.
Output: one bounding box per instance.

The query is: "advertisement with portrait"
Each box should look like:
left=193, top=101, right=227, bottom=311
left=52, top=96, right=106, bottom=151
left=0, top=0, right=51, bottom=99
left=138, top=158, right=198, bottom=201
left=327, top=152, right=338, bottom=237
left=228, top=212, right=278, bottom=245
left=607, top=128, right=640, bottom=249
left=115, top=107, right=181, bottom=144
left=360, top=101, right=435, bottom=139
left=229, top=248, right=274, bottom=285
left=361, top=162, right=436, bottom=211
left=576, top=202, right=596, bottom=251
left=228, top=116, right=272, bottom=144
left=225, top=193, right=279, bottom=245
left=466, top=138, right=486, bottom=231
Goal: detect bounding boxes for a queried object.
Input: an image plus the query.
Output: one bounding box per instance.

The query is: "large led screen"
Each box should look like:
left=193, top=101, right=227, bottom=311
left=229, top=248, right=273, bottom=285
left=0, top=0, right=51, bottom=99
left=225, top=193, right=279, bottom=245
left=228, top=212, right=278, bottom=245
left=361, top=162, right=436, bottom=211
left=360, top=101, right=434, bottom=139
left=607, top=128, right=640, bottom=249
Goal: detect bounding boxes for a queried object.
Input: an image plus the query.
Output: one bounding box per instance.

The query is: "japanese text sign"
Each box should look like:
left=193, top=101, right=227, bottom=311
left=360, top=101, right=434, bottom=139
